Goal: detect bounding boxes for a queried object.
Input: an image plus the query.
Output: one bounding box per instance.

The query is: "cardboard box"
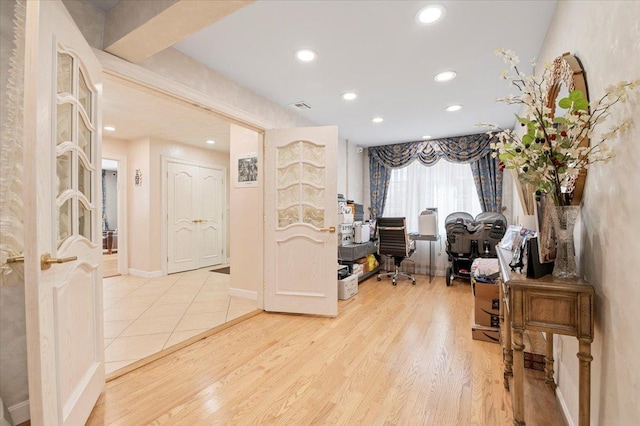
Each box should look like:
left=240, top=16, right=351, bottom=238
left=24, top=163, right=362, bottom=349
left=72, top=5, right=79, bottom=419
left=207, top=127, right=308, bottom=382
left=339, top=234, right=354, bottom=246
left=338, top=213, right=354, bottom=224
left=474, top=297, right=500, bottom=328
left=339, top=223, right=354, bottom=235
left=338, top=274, right=358, bottom=300
left=472, top=278, right=500, bottom=299
left=471, top=324, right=500, bottom=343
left=352, top=263, right=364, bottom=277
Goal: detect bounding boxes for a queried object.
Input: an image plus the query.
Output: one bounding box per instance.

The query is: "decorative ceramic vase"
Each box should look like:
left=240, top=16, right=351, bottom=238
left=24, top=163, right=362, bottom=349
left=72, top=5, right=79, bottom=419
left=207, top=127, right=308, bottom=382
left=550, top=205, right=580, bottom=278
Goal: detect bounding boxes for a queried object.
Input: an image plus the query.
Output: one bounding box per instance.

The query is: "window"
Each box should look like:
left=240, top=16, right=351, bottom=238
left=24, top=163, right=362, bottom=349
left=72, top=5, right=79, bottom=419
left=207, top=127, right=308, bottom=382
left=383, top=159, right=481, bottom=235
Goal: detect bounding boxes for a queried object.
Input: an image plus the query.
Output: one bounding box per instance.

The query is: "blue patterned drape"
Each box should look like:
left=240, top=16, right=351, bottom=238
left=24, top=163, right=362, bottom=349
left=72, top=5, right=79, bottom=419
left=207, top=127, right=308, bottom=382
left=369, top=153, right=391, bottom=219
left=470, top=154, right=503, bottom=212
left=369, top=132, right=502, bottom=215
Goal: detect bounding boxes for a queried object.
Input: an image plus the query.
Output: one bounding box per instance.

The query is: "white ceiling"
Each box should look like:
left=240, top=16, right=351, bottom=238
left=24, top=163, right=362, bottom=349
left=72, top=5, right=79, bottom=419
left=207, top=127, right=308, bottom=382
left=100, top=1, right=557, bottom=151
left=169, top=0, right=557, bottom=146
left=102, top=76, right=231, bottom=152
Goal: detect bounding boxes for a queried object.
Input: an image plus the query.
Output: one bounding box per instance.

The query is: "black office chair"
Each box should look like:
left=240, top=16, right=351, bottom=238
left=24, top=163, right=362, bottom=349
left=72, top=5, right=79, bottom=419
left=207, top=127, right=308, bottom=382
left=376, top=217, right=416, bottom=285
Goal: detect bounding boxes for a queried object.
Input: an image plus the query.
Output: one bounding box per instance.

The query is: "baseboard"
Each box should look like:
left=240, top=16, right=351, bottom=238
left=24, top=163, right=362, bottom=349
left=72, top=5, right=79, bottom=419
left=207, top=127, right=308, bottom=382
left=555, top=386, right=575, bottom=426
left=128, top=268, right=163, bottom=278
left=229, top=287, right=257, bottom=300
left=8, top=400, right=29, bottom=425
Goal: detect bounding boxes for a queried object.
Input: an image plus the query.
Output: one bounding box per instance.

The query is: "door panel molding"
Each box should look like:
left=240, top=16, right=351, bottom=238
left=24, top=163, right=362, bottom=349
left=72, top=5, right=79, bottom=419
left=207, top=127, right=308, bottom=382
left=162, top=155, right=227, bottom=275
left=264, top=126, right=338, bottom=317
left=22, top=1, right=104, bottom=423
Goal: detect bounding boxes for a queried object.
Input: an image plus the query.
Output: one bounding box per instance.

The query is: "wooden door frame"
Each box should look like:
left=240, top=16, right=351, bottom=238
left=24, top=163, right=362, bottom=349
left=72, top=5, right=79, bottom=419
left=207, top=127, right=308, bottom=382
left=161, top=156, right=227, bottom=276
left=101, top=152, right=128, bottom=275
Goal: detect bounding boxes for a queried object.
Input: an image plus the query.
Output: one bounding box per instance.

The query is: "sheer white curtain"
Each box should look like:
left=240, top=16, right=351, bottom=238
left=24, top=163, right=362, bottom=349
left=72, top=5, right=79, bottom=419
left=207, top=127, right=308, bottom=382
left=383, top=159, right=482, bottom=275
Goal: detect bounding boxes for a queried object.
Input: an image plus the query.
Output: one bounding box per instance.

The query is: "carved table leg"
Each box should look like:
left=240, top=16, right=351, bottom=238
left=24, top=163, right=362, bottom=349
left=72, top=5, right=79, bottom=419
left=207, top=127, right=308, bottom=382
left=512, top=328, right=526, bottom=425
left=545, top=332, right=557, bottom=390
left=501, top=284, right=513, bottom=390
left=578, top=339, right=593, bottom=426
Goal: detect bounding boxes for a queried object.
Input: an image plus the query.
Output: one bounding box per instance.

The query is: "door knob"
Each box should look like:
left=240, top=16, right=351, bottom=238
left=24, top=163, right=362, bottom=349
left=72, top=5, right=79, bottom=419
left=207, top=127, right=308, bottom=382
left=7, top=255, right=24, bottom=264
left=320, top=227, right=336, bottom=233
left=41, top=253, right=77, bottom=270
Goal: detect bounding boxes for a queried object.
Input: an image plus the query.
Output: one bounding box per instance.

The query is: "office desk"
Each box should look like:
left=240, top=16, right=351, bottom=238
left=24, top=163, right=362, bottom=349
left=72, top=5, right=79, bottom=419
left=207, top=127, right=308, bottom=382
left=409, top=234, right=439, bottom=283
left=497, top=247, right=594, bottom=426
left=338, top=241, right=380, bottom=282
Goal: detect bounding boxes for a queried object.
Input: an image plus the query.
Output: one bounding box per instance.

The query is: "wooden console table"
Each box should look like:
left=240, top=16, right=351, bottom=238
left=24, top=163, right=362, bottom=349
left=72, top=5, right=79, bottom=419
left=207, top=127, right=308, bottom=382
left=496, top=247, right=594, bottom=426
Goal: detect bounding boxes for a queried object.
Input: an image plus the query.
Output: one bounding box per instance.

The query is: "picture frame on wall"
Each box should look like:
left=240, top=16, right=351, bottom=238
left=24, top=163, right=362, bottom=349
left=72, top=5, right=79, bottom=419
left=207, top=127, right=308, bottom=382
left=236, top=152, right=258, bottom=188
left=533, top=193, right=557, bottom=263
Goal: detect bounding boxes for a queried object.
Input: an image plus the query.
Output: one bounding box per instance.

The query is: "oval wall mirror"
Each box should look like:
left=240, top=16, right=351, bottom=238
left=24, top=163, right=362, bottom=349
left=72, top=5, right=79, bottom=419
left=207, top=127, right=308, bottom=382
left=545, top=53, right=589, bottom=205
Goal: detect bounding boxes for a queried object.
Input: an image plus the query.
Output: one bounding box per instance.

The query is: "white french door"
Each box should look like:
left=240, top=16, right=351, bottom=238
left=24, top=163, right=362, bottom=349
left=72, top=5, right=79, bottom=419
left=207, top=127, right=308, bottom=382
left=167, top=161, right=225, bottom=273
left=22, top=0, right=104, bottom=424
left=264, top=126, right=338, bottom=316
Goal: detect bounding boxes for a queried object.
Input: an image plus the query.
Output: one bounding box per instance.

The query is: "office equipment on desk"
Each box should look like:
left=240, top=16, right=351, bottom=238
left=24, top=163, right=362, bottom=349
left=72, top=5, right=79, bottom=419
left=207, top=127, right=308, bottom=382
left=354, top=222, right=370, bottom=243
left=408, top=233, right=440, bottom=283
left=418, top=208, right=438, bottom=236
left=376, top=217, right=416, bottom=285
left=337, top=264, right=349, bottom=280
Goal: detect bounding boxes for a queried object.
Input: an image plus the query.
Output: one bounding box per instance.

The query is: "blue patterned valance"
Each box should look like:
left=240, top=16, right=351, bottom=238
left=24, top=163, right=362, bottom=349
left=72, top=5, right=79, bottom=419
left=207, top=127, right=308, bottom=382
left=369, top=132, right=496, bottom=168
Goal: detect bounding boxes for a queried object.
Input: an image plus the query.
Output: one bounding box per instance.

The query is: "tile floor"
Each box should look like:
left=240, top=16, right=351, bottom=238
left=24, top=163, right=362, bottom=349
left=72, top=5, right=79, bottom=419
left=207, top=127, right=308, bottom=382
left=103, top=267, right=258, bottom=374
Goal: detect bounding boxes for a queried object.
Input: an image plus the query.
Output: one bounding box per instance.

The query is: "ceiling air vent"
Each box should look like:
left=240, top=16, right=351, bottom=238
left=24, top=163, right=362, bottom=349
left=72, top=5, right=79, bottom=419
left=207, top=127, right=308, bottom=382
left=289, top=101, right=312, bottom=110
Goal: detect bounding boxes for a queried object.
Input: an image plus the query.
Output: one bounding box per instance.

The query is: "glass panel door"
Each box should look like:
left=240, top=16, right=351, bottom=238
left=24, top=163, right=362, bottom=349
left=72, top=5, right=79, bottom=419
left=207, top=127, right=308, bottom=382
left=55, top=47, right=96, bottom=248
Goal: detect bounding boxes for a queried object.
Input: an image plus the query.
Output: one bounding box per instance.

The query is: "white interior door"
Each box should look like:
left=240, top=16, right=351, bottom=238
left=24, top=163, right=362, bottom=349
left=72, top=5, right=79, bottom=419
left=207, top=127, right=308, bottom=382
left=22, top=1, right=104, bottom=424
left=167, top=162, right=199, bottom=273
left=168, top=162, right=225, bottom=273
left=199, top=167, right=225, bottom=267
left=264, top=126, right=338, bottom=316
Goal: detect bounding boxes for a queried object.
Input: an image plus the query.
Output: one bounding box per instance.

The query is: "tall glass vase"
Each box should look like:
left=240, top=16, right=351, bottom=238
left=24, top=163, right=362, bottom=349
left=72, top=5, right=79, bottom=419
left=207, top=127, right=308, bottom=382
left=550, top=205, right=580, bottom=278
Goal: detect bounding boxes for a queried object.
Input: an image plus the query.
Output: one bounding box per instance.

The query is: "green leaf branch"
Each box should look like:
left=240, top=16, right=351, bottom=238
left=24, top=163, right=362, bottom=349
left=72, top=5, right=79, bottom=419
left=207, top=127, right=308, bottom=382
left=479, top=48, right=639, bottom=206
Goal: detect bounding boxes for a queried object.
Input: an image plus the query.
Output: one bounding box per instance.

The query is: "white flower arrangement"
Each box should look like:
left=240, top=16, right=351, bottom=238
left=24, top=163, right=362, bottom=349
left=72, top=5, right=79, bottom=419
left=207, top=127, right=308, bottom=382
left=479, top=48, right=639, bottom=206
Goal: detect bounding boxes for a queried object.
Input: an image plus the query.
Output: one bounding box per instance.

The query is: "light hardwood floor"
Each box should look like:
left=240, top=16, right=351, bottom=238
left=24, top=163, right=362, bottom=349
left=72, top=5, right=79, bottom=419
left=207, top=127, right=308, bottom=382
left=87, top=275, right=566, bottom=425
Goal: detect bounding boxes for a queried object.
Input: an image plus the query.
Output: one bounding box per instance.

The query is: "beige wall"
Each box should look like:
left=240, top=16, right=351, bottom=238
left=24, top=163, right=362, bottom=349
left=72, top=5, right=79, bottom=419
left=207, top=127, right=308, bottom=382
left=337, top=139, right=366, bottom=208
left=126, top=137, right=153, bottom=272
left=532, top=1, right=640, bottom=424
left=229, top=125, right=263, bottom=296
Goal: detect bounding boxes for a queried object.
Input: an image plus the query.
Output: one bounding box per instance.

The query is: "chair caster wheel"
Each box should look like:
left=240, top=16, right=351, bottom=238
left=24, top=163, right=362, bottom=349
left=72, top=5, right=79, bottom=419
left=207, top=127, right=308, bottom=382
left=377, top=276, right=381, bottom=281
left=392, top=280, right=397, bottom=286
left=412, top=280, right=416, bottom=285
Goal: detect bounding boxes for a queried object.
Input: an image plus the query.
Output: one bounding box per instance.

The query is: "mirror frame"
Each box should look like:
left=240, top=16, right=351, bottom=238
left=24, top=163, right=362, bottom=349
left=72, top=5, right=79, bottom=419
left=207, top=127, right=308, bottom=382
left=545, top=52, right=590, bottom=206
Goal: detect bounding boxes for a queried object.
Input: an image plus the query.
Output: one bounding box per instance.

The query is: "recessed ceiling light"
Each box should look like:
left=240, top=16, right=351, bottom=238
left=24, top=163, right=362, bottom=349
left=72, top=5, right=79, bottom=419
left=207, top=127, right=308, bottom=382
left=295, top=49, right=317, bottom=62
left=206, top=140, right=216, bottom=145
left=422, top=135, right=432, bottom=140
left=445, top=104, right=463, bottom=112
left=342, top=92, right=357, bottom=101
left=103, top=126, right=116, bottom=131
left=372, top=117, right=384, bottom=124
left=434, top=70, right=457, bottom=82
left=416, top=5, right=446, bottom=24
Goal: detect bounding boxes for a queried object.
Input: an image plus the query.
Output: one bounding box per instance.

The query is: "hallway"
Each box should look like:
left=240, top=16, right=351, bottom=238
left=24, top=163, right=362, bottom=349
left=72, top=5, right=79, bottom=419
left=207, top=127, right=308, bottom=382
left=103, top=267, right=257, bottom=374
